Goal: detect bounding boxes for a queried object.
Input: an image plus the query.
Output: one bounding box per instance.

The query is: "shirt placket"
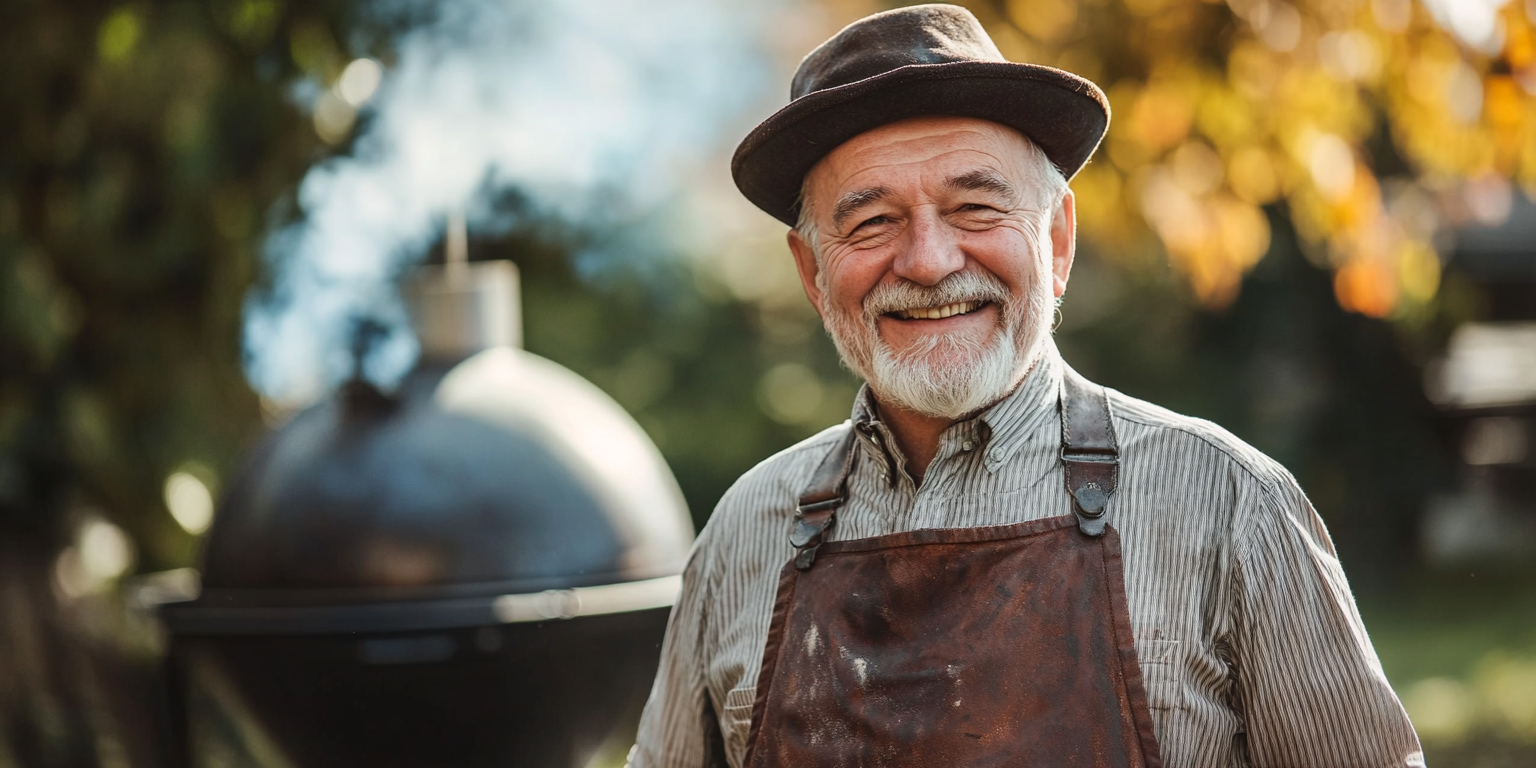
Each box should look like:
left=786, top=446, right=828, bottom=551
left=908, top=421, right=987, bottom=529
left=852, top=421, right=918, bottom=534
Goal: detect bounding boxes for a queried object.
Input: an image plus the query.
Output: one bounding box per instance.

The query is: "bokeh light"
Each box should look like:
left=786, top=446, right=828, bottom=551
left=164, top=470, right=216, bottom=536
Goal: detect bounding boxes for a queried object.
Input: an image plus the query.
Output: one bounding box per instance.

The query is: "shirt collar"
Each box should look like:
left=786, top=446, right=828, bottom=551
left=976, top=341, right=1063, bottom=473
left=849, top=386, right=904, bottom=486
left=847, top=340, right=1065, bottom=477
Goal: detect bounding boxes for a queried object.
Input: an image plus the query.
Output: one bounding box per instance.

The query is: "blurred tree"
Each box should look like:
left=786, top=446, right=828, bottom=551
left=970, top=0, right=1535, bottom=318
left=0, top=1, right=351, bottom=764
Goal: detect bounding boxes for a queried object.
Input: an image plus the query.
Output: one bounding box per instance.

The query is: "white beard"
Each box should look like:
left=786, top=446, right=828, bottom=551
left=822, top=267, right=1053, bottom=420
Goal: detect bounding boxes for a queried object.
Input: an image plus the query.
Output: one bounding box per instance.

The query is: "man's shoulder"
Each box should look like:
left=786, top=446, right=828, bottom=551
left=1106, top=387, right=1292, bottom=490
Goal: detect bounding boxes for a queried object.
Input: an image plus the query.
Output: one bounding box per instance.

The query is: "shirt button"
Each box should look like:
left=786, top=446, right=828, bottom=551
left=961, top=440, right=976, bottom=452
left=989, top=448, right=1004, bottom=462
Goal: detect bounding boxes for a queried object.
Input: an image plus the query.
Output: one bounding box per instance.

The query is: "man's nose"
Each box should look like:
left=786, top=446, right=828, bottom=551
left=892, top=207, right=965, bottom=286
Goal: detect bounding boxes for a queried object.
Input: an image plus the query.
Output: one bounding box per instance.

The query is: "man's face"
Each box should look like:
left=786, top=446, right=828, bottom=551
left=787, top=116, right=1076, bottom=419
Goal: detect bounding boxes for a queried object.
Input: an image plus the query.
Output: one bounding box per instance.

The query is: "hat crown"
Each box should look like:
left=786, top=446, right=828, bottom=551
left=791, top=4, right=1006, bottom=100
left=735, top=3, right=1108, bottom=226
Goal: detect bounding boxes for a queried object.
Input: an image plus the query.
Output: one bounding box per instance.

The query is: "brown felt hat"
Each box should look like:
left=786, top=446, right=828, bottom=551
left=732, top=4, right=1110, bottom=227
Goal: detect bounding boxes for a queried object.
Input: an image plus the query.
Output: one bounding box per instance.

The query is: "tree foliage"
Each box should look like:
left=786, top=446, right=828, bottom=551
left=0, top=1, right=346, bottom=763
left=973, top=0, right=1534, bottom=317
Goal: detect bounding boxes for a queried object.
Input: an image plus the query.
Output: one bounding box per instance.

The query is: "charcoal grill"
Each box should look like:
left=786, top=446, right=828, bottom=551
left=160, top=257, right=693, bottom=767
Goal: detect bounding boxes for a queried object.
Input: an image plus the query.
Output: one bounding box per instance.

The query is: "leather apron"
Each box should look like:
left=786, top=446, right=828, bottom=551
left=739, top=369, right=1163, bottom=768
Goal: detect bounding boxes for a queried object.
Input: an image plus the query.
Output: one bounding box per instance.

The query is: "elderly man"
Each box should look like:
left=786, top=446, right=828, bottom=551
left=631, top=5, right=1421, bottom=767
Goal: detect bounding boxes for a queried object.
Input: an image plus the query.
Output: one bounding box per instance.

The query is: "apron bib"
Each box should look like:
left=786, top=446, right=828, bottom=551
left=740, top=369, right=1163, bottom=768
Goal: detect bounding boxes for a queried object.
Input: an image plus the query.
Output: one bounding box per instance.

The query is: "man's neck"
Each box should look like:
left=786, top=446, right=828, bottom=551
left=869, top=350, right=1047, bottom=483
left=870, top=402, right=956, bottom=484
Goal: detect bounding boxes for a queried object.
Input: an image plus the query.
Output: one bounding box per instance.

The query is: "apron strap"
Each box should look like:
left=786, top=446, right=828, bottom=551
left=1060, top=366, right=1120, bottom=537
left=790, top=425, right=859, bottom=570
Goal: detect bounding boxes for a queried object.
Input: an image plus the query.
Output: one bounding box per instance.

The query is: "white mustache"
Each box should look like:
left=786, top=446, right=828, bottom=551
left=862, top=271, right=1011, bottom=320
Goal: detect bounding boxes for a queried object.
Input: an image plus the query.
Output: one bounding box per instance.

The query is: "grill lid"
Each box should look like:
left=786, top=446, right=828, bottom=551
left=165, top=346, right=694, bottom=635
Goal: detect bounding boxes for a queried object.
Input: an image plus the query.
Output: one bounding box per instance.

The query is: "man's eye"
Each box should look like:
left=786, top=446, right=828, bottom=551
left=854, top=215, right=890, bottom=230
left=960, top=203, right=995, bottom=212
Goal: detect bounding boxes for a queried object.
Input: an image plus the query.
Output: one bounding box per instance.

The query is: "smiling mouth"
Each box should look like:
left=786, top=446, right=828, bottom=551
left=889, top=300, right=987, bottom=320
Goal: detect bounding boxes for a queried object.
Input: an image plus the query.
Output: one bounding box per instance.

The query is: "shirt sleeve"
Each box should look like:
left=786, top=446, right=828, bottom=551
left=1229, top=470, right=1424, bottom=767
left=627, top=525, right=719, bottom=768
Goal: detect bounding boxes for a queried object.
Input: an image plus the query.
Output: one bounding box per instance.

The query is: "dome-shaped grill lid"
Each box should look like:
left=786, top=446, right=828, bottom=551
left=171, top=347, right=693, bottom=634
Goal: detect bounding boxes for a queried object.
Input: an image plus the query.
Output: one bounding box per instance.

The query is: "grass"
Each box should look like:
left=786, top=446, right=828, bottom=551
left=1359, top=566, right=1536, bottom=767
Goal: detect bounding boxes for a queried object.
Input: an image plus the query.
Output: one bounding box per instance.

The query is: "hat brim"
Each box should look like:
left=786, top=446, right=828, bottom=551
left=731, top=60, right=1110, bottom=226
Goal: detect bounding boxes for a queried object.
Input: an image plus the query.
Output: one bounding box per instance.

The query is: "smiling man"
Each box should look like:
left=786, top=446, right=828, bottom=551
left=629, top=5, right=1421, bottom=768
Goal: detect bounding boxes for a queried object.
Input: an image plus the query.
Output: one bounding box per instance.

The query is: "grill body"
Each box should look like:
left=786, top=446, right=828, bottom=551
left=162, top=344, right=694, bottom=767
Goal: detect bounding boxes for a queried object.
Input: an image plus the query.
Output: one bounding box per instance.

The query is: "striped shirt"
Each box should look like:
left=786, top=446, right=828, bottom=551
left=630, top=342, right=1423, bottom=768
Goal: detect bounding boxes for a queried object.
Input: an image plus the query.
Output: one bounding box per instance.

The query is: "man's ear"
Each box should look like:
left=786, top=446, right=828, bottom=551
left=787, top=228, right=827, bottom=321
left=1050, top=188, right=1077, bottom=298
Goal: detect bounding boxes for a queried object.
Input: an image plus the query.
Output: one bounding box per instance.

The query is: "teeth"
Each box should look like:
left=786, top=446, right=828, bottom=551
left=895, top=301, right=983, bottom=320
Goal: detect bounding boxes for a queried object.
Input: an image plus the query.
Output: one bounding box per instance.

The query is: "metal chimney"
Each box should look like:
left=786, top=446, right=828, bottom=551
left=404, top=211, right=523, bottom=360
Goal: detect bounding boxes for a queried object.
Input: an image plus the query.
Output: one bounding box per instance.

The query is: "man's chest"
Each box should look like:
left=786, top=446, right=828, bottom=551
left=700, top=488, right=1239, bottom=768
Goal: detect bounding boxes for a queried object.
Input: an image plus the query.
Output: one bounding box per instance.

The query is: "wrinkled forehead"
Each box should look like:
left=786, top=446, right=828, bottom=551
left=803, top=116, right=1049, bottom=209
